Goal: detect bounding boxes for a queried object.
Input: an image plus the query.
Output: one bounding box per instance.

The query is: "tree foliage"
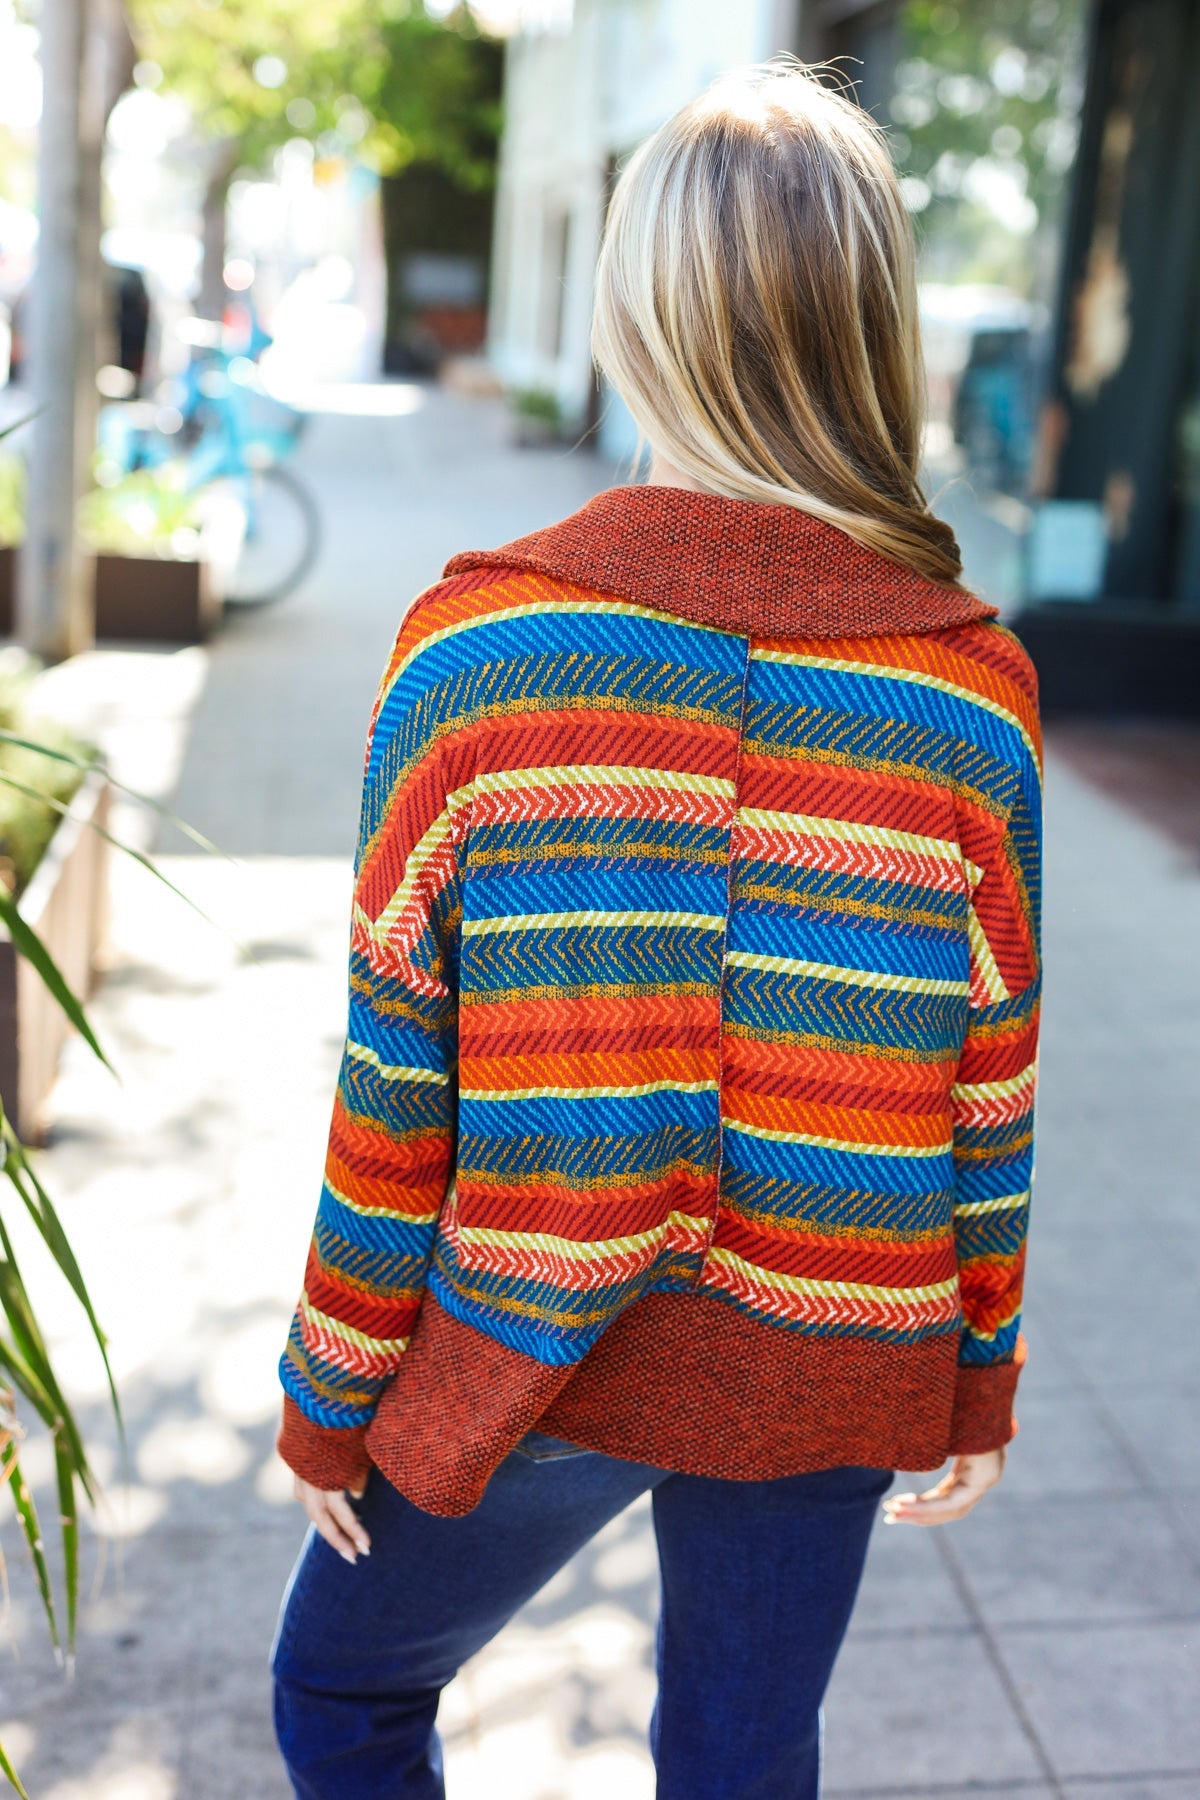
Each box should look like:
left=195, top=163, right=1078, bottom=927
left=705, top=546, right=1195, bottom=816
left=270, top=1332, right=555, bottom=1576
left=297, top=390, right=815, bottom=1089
left=888, top=0, right=1088, bottom=287
left=127, top=0, right=501, bottom=189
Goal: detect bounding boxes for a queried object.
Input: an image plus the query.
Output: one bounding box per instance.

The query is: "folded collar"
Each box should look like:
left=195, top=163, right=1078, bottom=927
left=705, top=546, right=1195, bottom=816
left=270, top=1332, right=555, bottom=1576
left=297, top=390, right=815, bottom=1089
left=443, top=484, right=997, bottom=638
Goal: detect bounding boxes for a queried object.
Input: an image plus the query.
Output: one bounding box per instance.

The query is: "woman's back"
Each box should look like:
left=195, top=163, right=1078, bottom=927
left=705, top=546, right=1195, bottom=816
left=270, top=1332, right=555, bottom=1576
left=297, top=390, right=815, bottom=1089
left=280, top=482, right=1041, bottom=1514
left=274, top=61, right=1044, bottom=1797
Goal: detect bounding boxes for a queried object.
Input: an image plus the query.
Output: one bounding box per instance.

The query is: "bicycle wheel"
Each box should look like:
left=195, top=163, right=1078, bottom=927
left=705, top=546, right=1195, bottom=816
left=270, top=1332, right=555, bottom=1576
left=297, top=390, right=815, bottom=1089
left=225, top=464, right=321, bottom=607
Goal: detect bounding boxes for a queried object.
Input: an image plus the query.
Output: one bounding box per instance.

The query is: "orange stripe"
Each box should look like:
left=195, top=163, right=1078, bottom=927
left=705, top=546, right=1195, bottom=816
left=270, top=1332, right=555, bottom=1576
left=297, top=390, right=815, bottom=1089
left=721, top=1089, right=952, bottom=1149
left=721, top=1036, right=950, bottom=1103
left=464, top=1045, right=718, bottom=1093
left=461, top=990, right=720, bottom=1038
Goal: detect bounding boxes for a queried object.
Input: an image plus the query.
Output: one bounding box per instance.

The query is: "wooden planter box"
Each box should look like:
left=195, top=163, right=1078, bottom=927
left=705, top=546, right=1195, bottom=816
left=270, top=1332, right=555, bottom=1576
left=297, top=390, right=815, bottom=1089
left=94, top=550, right=221, bottom=642
left=0, top=767, right=110, bottom=1142
left=0, top=545, right=221, bottom=643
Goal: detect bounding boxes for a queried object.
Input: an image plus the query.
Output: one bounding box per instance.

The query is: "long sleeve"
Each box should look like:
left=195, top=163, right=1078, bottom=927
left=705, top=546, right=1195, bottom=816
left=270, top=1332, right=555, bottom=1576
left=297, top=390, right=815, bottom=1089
left=948, top=715, right=1042, bottom=1453
left=278, top=605, right=464, bottom=1490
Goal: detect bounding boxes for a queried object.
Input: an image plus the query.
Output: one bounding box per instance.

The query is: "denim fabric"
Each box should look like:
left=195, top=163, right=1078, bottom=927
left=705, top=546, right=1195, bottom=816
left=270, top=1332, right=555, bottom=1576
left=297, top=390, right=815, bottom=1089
left=272, top=1438, right=891, bottom=1799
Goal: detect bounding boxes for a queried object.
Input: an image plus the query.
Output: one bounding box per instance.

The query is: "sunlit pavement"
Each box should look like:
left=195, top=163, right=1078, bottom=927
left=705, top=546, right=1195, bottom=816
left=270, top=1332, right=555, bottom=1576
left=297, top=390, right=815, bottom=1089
left=0, top=386, right=1198, bottom=1797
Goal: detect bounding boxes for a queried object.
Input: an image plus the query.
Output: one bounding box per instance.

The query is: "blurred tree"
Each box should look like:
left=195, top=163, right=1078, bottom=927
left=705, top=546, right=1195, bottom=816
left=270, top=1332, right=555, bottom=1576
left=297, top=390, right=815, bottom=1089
left=361, top=3, right=502, bottom=191
left=357, top=5, right=502, bottom=370
left=127, top=0, right=369, bottom=313
left=888, top=0, right=1088, bottom=290
left=128, top=0, right=502, bottom=337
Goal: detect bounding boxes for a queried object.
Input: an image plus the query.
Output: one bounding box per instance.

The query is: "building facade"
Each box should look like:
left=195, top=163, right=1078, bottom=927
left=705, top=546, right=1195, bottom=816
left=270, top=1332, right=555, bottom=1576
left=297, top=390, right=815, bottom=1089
left=488, top=0, right=1200, bottom=714
left=487, top=0, right=799, bottom=457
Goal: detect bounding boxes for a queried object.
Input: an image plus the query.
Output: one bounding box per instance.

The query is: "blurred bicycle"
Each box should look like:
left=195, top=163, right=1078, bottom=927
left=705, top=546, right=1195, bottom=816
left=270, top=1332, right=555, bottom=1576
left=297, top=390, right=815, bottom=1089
left=99, top=319, right=321, bottom=607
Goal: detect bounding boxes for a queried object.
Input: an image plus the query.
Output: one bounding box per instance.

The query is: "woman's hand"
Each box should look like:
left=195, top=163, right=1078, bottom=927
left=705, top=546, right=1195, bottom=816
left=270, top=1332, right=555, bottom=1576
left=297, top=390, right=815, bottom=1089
left=882, top=1448, right=1006, bottom=1526
left=294, top=1475, right=372, bottom=1564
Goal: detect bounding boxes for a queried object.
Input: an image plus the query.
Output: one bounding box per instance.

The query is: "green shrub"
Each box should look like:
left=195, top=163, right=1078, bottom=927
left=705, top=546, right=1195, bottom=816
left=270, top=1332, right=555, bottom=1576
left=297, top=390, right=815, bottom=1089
left=79, top=464, right=203, bottom=560
left=510, top=386, right=561, bottom=426
left=0, top=655, right=93, bottom=895
left=0, top=452, right=24, bottom=547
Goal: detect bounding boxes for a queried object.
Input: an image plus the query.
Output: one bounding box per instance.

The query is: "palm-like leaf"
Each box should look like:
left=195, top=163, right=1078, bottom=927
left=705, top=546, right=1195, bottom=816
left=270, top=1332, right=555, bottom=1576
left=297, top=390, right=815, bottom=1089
left=0, top=703, right=228, bottom=1790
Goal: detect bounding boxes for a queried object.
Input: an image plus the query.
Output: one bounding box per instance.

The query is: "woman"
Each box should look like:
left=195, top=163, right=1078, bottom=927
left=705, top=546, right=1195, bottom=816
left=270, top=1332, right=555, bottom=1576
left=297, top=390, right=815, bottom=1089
left=272, top=59, right=1041, bottom=1799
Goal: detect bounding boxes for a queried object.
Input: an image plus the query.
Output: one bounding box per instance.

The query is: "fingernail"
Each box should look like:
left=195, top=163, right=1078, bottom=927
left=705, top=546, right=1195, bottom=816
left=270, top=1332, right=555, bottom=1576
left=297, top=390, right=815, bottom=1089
left=357, top=1543, right=370, bottom=1557
left=341, top=1550, right=356, bottom=1566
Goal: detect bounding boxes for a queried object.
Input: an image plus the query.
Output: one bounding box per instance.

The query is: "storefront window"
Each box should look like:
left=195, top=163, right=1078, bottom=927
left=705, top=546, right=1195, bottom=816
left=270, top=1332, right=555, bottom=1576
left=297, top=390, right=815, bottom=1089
left=882, top=1, right=1090, bottom=606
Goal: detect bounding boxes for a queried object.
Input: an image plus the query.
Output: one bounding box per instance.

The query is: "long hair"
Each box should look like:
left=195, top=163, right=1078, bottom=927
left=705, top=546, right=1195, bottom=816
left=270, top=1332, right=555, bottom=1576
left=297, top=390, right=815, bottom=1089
left=591, top=60, right=964, bottom=587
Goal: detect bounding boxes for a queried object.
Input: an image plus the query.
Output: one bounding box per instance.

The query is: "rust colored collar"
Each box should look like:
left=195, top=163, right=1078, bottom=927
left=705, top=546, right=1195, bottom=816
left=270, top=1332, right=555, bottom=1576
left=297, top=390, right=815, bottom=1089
left=443, top=484, right=996, bottom=638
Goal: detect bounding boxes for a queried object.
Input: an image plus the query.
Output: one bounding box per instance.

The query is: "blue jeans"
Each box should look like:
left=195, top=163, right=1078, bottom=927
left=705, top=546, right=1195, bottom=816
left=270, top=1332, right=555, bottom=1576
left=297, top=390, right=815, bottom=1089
left=272, top=1433, right=891, bottom=1799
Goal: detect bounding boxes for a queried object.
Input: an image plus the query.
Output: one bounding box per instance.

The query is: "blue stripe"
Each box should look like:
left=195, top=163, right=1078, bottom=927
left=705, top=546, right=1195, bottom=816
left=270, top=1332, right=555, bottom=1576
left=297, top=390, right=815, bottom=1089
left=723, top=1128, right=956, bottom=1194
left=462, top=924, right=723, bottom=992
left=720, top=1168, right=954, bottom=1235
left=465, top=867, right=729, bottom=921
left=733, top=861, right=968, bottom=927
left=724, top=963, right=967, bottom=1053
left=953, top=1149, right=1034, bottom=1205
left=318, top=1188, right=438, bottom=1256
left=345, top=1001, right=448, bottom=1071
left=749, top=659, right=1031, bottom=769
left=461, top=1085, right=718, bottom=1140
left=960, top=1317, right=1022, bottom=1364
left=726, top=910, right=968, bottom=981
left=409, top=608, right=748, bottom=689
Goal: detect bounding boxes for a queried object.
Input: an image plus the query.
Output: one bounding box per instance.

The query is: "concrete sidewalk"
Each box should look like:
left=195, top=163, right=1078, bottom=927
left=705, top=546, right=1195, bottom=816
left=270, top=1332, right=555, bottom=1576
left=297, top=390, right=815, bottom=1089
left=0, top=387, right=1196, bottom=1798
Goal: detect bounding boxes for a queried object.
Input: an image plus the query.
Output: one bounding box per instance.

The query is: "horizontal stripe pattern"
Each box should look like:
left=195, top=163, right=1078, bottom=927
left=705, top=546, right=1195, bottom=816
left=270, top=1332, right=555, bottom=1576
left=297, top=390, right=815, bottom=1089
left=282, top=561, right=1041, bottom=1432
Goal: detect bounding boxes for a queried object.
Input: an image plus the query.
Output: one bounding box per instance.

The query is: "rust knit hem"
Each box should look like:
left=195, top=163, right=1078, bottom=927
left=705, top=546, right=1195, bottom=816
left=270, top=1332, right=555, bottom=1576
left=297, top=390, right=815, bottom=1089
left=278, top=1399, right=371, bottom=1494
left=277, top=1294, right=1023, bottom=1512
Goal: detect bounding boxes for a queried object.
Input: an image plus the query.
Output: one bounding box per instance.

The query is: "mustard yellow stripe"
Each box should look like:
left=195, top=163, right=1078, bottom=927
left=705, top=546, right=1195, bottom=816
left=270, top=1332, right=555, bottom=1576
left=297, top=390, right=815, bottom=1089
left=300, top=1292, right=410, bottom=1357
left=707, top=1247, right=959, bottom=1306
left=469, top=762, right=737, bottom=802
left=951, top=1062, right=1037, bottom=1103
left=323, top=1181, right=440, bottom=1227
left=345, top=1042, right=450, bottom=1085
left=461, top=1079, right=717, bottom=1103
left=387, top=598, right=731, bottom=694
left=724, top=947, right=968, bottom=997
left=967, top=904, right=1010, bottom=1005
left=748, top=649, right=1041, bottom=774
left=954, top=1190, right=1030, bottom=1217
left=462, top=908, right=726, bottom=937
left=723, top=1117, right=953, bottom=1157
left=456, top=1208, right=707, bottom=1265
left=736, top=805, right=982, bottom=883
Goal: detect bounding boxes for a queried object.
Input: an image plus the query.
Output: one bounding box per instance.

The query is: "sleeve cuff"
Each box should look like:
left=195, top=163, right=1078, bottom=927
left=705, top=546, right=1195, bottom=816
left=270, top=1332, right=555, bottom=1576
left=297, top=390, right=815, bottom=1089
left=277, top=1395, right=373, bottom=1492
left=949, top=1332, right=1027, bottom=1454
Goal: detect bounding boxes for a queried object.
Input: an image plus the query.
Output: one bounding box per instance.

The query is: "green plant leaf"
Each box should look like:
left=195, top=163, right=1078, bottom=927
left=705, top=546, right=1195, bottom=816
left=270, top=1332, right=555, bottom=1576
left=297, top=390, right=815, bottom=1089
left=0, top=1732, right=31, bottom=1800
left=0, top=885, right=111, bottom=1071
left=0, top=729, right=230, bottom=858
left=54, top=1429, right=80, bottom=1655
left=0, top=768, right=238, bottom=953
left=0, top=1255, right=93, bottom=1659
left=0, top=1117, right=124, bottom=1457
left=0, top=1228, right=94, bottom=1494
left=0, top=412, right=37, bottom=444
left=0, top=1335, right=59, bottom=1428
left=1, top=1443, right=60, bottom=1656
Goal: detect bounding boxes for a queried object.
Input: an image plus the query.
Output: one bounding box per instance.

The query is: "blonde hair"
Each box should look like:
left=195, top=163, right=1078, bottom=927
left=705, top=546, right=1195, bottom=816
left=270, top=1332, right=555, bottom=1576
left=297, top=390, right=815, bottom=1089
left=592, top=60, right=963, bottom=587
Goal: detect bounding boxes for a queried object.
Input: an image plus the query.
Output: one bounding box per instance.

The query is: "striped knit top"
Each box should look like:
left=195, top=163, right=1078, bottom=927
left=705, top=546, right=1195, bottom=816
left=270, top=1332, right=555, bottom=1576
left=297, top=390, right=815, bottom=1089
left=278, top=485, right=1042, bottom=1516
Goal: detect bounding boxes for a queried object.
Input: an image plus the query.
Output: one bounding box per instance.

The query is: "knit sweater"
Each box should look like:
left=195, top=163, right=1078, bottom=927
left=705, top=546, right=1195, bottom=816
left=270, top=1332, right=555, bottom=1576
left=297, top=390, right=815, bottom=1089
left=278, top=485, right=1042, bottom=1517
